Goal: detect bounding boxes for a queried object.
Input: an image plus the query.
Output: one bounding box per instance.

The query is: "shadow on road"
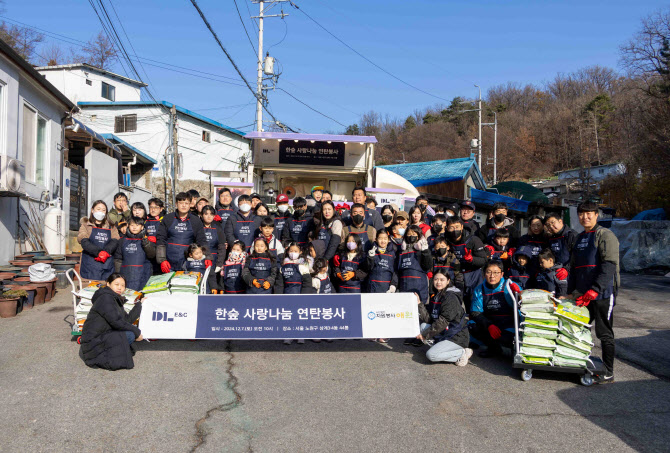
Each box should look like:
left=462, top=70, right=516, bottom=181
left=556, top=379, right=670, bottom=452
left=616, top=329, right=670, bottom=380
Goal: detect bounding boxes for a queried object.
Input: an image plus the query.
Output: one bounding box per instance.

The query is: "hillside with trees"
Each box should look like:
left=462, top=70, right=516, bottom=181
left=345, top=10, right=670, bottom=217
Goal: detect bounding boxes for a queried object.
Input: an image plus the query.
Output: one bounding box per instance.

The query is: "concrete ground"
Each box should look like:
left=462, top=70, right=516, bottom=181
left=0, top=274, right=668, bottom=453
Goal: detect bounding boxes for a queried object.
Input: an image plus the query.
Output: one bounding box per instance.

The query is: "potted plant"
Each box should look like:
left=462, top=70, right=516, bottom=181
left=0, top=289, right=27, bottom=318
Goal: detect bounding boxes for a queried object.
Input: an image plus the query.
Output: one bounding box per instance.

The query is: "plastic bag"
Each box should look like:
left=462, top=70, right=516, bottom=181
left=554, top=345, right=589, bottom=360
left=520, top=345, right=554, bottom=358
left=556, top=334, right=591, bottom=355
left=519, top=289, right=553, bottom=305
left=522, top=327, right=558, bottom=340
left=558, top=319, right=594, bottom=346
left=522, top=319, right=559, bottom=330
left=522, top=311, right=559, bottom=322
left=555, top=301, right=591, bottom=326
left=522, top=336, right=557, bottom=349
left=522, top=356, right=552, bottom=365
left=552, top=355, right=589, bottom=368
left=520, top=304, right=556, bottom=314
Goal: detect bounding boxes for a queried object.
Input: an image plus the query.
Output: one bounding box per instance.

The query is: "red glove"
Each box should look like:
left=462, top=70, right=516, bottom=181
left=213, top=215, right=222, bottom=222
left=427, top=271, right=433, bottom=279
left=147, top=236, right=157, bottom=243
left=484, top=245, right=495, bottom=256
left=95, top=251, right=111, bottom=263
left=488, top=324, right=502, bottom=340
left=333, top=254, right=341, bottom=267
left=160, top=261, right=172, bottom=273
left=508, top=248, right=516, bottom=257
left=576, top=289, right=598, bottom=307
left=463, top=247, right=473, bottom=263
left=556, top=268, right=568, bottom=280
left=205, top=260, right=213, bottom=268
left=509, top=282, right=522, bottom=294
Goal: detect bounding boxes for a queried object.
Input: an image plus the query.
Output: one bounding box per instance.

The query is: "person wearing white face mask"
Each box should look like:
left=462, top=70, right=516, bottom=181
left=273, top=194, right=291, bottom=239
left=224, top=194, right=261, bottom=252
left=78, top=200, right=120, bottom=281
left=275, top=242, right=314, bottom=295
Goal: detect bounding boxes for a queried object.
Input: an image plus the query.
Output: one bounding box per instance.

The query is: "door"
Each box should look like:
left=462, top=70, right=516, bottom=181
left=67, top=162, right=88, bottom=231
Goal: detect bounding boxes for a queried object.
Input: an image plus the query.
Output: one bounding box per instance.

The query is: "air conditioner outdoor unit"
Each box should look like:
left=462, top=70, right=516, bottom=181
left=0, top=155, right=26, bottom=194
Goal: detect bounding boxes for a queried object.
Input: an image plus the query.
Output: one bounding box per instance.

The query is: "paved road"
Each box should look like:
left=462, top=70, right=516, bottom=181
left=1, top=274, right=669, bottom=452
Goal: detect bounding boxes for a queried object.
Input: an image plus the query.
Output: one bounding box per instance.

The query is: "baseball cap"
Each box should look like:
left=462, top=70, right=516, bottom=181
left=250, top=193, right=262, bottom=200
left=460, top=200, right=476, bottom=210
left=446, top=203, right=460, bottom=213
left=396, top=211, right=409, bottom=220
left=311, top=185, right=324, bottom=193
left=276, top=194, right=289, bottom=203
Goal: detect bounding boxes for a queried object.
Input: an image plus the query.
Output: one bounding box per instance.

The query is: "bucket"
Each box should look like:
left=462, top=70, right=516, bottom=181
left=0, top=296, right=19, bottom=317
left=31, top=284, right=47, bottom=305
left=56, top=271, right=69, bottom=289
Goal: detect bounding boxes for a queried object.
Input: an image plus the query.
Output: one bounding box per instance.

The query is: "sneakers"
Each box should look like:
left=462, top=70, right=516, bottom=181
left=297, top=339, right=305, bottom=344
left=478, top=345, right=502, bottom=358
left=455, top=348, right=473, bottom=367
left=595, top=372, right=615, bottom=384
left=403, top=338, right=414, bottom=346
left=283, top=339, right=292, bottom=345
left=312, top=339, right=321, bottom=343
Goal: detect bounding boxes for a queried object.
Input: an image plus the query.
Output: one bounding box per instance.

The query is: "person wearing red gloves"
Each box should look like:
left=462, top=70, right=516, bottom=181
left=182, top=244, right=214, bottom=292
left=569, top=201, right=620, bottom=383
left=156, top=192, right=210, bottom=273
left=470, top=260, right=519, bottom=358
left=445, top=217, right=488, bottom=312
left=113, top=216, right=155, bottom=291
left=530, top=248, right=568, bottom=298
left=145, top=198, right=165, bottom=274
left=77, top=200, right=120, bottom=281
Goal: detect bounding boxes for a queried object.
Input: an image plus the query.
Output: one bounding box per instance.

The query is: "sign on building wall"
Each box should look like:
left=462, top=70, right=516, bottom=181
left=279, top=140, right=345, bottom=166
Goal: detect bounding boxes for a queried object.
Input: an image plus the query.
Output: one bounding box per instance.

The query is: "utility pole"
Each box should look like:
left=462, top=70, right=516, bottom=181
left=475, top=84, right=482, bottom=170
left=252, top=1, right=289, bottom=132
left=170, top=104, right=178, bottom=208
left=483, top=111, right=498, bottom=185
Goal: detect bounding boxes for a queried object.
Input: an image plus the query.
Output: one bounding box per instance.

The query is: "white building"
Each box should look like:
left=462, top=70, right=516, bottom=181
left=0, top=40, right=76, bottom=264
left=35, top=63, right=145, bottom=103
left=75, top=101, right=250, bottom=185
left=556, top=163, right=626, bottom=182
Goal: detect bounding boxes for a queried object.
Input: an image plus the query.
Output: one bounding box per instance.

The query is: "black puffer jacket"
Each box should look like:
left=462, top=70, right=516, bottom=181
left=80, top=286, right=142, bottom=370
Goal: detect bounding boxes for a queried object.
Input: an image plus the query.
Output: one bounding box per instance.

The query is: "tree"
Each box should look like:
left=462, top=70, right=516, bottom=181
left=0, top=23, right=44, bottom=62
left=344, top=124, right=360, bottom=135
left=37, top=43, right=66, bottom=66
left=403, top=115, right=416, bottom=130
left=79, top=31, right=118, bottom=70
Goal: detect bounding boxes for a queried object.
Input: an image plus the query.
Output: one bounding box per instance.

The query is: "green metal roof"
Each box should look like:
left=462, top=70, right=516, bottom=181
left=491, top=181, right=549, bottom=203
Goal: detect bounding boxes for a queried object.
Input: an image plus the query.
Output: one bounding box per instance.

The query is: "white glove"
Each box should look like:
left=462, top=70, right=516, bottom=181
left=215, top=266, right=221, bottom=273
left=368, top=245, right=377, bottom=257
left=414, top=237, right=428, bottom=251
left=386, top=285, right=396, bottom=293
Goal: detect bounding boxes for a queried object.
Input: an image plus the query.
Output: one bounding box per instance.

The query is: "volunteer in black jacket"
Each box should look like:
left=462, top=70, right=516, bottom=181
left=350, top=187, right=384, bottom=231
left=224, top=194, right=261, bottom=252
left=445, top=217, right=488, bottom=311
left=477, top=202, right=519, bottom=247
left=215, top=187, right=237, bottom=230
left=544, top=212, right=577, bottom=270
left=80, top=273, right=142, bottom=370
left=568, top=201, right=620, bottom=383
left=416, top=269, right=472, bottom=365
left=281, top=196, right=313, bottom=246
left=157, top=192, right=210, bottom=273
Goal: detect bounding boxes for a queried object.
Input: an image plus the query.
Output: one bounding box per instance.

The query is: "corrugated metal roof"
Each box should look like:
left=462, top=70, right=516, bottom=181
left=377, top=157, right=479, bottom=187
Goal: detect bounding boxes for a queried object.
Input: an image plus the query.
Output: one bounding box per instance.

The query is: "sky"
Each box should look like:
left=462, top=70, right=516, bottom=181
left=5, top=0, right=669, bottom=133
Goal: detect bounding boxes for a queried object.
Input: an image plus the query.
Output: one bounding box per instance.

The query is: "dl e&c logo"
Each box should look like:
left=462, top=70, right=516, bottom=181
left=367, top=311, right=376, bottom=320
left=152, top=311, right=174, bottom=322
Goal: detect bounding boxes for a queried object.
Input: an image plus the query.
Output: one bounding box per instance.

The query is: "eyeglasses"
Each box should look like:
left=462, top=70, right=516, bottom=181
left=485, top=271, right=502, bottom=276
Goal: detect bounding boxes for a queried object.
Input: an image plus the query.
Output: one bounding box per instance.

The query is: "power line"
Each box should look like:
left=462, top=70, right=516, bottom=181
left=188, top=0, right=297, bottom=132
left=232, top=0, right=258, bottom=59
left=288, top=1, right=450, bottom=103
left=277, top=88, right=346, bottom=127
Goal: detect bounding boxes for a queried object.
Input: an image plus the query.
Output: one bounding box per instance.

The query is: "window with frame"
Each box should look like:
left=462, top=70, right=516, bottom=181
left=86, top=79, right=92, bottom=86
left=114, top=114, right=137, bottom=133
left=22, top=103, right=48, bottom=186
left=202, top=130, right=211, bottom=142
left=101, top=81, right=115, bottom=101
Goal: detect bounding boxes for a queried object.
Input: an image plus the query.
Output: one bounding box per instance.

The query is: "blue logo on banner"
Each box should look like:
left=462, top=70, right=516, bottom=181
left=367, top=311, right=376, bottom=320
left=194, top=295, right=363, bottom=339
left=152, top=311, right=174, bottom=322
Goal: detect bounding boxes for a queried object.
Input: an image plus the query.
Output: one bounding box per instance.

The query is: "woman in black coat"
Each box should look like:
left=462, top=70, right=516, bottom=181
left=80, top=273, right=143, bottom=370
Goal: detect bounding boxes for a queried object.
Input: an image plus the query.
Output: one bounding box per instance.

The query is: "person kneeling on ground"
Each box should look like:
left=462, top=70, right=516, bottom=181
left=470, top=260, right=520, bottom=358
left=80, top=273, right=143, bottom=370
left=416, top=271, right=473, bottom=366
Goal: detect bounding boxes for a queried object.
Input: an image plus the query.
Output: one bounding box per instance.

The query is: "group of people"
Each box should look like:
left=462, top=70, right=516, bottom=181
left=78, top=187, right=619, bottom=383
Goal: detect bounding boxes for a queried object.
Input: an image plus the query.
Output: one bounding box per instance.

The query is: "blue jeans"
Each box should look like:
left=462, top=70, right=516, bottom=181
left=420, top=323, right=465, bottom=363
left=124, top=331, right=136, bottom=344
